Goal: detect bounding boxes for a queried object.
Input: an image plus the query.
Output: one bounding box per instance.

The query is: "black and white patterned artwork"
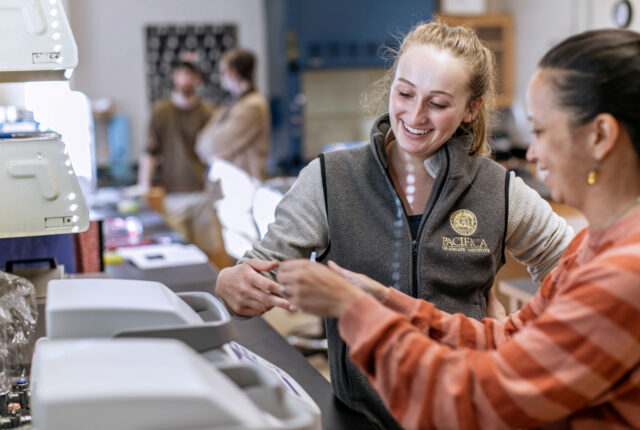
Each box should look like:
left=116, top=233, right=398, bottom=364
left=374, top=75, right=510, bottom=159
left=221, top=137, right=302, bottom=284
left=145, top=24, right=237, bottom=105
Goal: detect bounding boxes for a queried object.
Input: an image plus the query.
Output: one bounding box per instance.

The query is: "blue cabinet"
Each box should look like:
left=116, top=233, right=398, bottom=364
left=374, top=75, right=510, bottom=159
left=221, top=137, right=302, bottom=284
left=266, top=0, right=435, bottom=173
left=287, top=0, right=434, bottom=69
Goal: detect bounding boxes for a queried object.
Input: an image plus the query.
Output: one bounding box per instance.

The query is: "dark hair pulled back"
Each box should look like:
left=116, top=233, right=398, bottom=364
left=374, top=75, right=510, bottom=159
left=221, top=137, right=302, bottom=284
left=539, top=28, right=640, bottom=158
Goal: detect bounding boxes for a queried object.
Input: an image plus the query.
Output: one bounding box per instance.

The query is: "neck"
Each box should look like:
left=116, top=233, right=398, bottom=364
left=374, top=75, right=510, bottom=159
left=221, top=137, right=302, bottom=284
left=583, top=153, right=640, bottom=231
left=387, top=140, right=432, bottom=175
left=386, top=140, right=434, bottom=215
left=586, top=195, right=640, bottom=232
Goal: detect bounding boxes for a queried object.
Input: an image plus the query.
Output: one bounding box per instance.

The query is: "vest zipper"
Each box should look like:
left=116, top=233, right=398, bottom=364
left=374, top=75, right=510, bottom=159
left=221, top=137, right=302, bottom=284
left=412, top=240, right=418, bottom=297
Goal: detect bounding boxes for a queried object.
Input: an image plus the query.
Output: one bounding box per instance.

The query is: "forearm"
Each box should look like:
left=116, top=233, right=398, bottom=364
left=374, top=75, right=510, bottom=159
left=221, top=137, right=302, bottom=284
left=339, top=260, right=640, bottom=429
left=340, top=294, right=514, bottom=429
left=383, top=288, right=512, bottom=350
left=238, top=159, right=329, bottom=271
left=137, top=153, right=156, bottom=188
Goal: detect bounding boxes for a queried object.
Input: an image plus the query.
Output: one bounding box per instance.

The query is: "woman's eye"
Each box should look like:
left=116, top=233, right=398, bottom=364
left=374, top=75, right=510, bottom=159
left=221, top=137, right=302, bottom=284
left=430, top=102, right=446, bottom=109
left=399, top=91, right=411, bottom=98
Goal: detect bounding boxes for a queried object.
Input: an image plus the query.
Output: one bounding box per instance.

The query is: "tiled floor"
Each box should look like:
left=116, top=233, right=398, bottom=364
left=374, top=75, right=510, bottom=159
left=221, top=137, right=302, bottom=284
left=262, top=307, right=331, bottom=381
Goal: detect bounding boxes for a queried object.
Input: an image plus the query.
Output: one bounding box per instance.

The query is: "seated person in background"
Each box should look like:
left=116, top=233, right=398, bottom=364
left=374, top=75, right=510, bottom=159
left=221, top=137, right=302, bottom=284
left=277, top=28, right=640, bottom=429
left=196, top=48, right=270, bottom=181
left=136, top=60, right=229, bottom=269
left=215, top=21, right=574, bottom=429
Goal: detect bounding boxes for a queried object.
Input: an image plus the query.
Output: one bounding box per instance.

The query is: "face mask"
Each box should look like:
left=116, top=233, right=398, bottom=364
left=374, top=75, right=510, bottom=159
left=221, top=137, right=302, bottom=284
left=170, top=91, right=198, bottom=110
left=220, top=72, right=243, bottom=97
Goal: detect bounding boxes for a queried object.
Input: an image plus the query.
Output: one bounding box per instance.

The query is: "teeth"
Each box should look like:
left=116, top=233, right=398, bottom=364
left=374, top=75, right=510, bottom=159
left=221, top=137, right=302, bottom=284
left=403, top=121, right=430, bottom=135
left=537, top=168, right=549, bottom=182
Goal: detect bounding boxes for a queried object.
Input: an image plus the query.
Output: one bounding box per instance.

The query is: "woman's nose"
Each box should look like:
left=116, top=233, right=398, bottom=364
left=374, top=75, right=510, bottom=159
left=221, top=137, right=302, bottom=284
left=408, top=102, right=427, bottom=125
left=526, top=140, right=538, bottom=162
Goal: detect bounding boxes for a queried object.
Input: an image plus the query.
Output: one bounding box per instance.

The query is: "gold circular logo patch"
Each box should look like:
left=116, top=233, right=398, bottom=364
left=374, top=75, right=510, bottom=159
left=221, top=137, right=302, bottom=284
left=450, top=209, right=477, bottom=236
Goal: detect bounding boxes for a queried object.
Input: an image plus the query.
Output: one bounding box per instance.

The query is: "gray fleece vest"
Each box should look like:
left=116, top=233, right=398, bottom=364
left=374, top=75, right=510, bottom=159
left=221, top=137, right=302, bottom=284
left=319, top=114, right=508, bottom=429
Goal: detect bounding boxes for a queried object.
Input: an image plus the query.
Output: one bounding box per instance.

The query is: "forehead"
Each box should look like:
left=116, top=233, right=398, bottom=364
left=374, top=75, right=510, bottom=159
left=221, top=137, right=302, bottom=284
left=527, top=70, right=561, bottom=121
left=395, top=44, right=470, bottom=95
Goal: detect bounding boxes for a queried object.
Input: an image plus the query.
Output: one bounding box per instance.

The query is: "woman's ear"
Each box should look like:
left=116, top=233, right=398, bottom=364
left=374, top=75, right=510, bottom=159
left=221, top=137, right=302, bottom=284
left=591, top=113, right=620, bottom=162
left=463, top=98, right=482, bottom=123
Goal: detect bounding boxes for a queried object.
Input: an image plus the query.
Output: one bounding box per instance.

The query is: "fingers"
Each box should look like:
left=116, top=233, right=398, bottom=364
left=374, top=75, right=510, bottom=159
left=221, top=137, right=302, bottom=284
left=215, top=260, right=293, bottom=316
left=279, top=259, right=314, bottom=272
left=246, top=258, right=279, bottom=273
left=231, top=296, right=274, bottom=317
left=327, top=260, right=352, bottom=277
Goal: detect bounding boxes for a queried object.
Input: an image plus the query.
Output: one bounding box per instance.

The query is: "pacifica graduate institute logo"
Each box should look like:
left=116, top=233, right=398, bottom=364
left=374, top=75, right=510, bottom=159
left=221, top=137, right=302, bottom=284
left=442, top=209, right=490, bottom=253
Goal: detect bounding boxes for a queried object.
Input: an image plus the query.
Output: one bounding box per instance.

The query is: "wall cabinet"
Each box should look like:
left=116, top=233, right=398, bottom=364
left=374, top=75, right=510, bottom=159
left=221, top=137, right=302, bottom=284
left=436, top=14, right=514, bottom=108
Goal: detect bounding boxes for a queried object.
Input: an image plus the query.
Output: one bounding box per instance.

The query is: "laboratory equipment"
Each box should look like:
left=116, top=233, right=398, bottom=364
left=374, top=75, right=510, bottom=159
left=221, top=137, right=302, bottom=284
left=0, top=0, right=90, bottom=238
left=0, top=0, right=77, bottom=82
left=0, top=131, right=89, bottom=238
left=30, top=278, right=321, bottom=429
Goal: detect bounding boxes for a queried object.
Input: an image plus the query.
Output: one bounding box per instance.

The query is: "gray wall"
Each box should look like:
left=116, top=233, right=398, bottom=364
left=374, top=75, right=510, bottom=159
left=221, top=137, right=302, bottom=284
left=498, top=0, right=639, bottom=146
left=502, top=0, right=578, bottom=146
left=67, top=0, right=268, bottom=160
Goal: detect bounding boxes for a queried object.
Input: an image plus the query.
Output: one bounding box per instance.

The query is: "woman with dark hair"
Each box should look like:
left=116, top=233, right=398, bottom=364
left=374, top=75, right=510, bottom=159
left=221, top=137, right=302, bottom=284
left=196, top=49, right=270, bottom=180
left=278, top=28, right=640, bottom=429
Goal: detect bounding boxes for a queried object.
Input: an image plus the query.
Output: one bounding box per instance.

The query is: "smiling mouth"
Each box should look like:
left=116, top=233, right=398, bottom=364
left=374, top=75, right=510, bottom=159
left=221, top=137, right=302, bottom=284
left=538, top=168, right=550, bottom=183
left=403, top=121, right=432, bottom=136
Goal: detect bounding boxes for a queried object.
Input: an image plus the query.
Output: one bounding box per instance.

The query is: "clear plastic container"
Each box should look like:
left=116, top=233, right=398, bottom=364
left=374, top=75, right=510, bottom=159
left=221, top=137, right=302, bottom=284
left=0, top=271, right=37, bottom=384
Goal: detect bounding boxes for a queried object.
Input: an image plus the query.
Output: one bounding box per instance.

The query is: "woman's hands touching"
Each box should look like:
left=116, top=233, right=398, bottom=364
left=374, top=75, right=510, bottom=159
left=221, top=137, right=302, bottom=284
left=277, top=260, right=388, bottom=318
left=277, top=260, right=365, bottom=318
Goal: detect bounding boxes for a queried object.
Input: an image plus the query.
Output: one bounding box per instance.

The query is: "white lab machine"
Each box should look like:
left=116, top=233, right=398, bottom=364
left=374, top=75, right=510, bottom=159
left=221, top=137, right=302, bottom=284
left=0, top=0, right=89, bottom=238
left=0, top=0, right=77, bottom=82
left=0, top=131, right=89, bottom=238
left=30, top=279, right=321, bottom=430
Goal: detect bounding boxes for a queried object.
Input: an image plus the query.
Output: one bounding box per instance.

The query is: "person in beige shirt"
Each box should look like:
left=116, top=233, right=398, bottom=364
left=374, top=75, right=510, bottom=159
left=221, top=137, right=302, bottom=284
left=196, top=49, right=270, bottom=181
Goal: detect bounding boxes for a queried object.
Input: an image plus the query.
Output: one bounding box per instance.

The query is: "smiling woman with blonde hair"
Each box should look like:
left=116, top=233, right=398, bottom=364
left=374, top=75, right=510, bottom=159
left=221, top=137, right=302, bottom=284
left=214, top=20, right=574, bottom=428
left=278, top=28, right=640, bottom=429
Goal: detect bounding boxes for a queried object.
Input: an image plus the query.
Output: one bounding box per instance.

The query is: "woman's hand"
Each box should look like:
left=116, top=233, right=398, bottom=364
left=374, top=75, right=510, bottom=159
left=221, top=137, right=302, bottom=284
left=327, top=261, right=389, bottom=303
left=277, top=260, right=365, bottom=318
left=215, top=259, right=293, bottom=317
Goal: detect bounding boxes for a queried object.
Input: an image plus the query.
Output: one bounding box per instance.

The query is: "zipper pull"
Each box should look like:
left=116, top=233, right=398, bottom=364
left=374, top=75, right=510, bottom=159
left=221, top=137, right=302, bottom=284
left=412, top=240, right=418, bottom=256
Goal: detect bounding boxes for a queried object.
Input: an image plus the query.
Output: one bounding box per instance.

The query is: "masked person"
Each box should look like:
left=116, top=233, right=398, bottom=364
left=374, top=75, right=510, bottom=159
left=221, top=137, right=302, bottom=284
left=196, top=49, right=270, bottom=181
left=136, top=61, right=228, bottom=268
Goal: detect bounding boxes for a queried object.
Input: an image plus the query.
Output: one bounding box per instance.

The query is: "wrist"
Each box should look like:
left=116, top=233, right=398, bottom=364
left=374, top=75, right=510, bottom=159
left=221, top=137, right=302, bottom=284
left=337, top=287, right=365, bottom=318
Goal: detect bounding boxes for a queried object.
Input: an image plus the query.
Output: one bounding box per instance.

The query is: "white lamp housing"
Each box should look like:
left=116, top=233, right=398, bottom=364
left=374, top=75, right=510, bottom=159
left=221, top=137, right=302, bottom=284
left=0, top=132, right=89, bottom=237
left=0, top=0, right=78, bottom=82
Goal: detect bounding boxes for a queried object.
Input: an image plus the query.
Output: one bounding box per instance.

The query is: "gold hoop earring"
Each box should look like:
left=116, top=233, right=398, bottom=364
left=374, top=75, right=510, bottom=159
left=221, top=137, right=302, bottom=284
left=587, top=166, right=598, bottom=185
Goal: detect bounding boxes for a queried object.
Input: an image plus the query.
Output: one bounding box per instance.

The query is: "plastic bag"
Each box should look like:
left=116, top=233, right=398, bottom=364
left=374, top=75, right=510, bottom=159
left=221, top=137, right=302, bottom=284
left=0, top=271, right=37, bottom=384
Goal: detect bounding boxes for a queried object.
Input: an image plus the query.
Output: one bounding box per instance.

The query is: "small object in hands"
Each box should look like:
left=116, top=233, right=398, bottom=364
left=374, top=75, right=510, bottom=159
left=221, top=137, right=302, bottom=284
left=309, top=251, right=316, bottom=262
